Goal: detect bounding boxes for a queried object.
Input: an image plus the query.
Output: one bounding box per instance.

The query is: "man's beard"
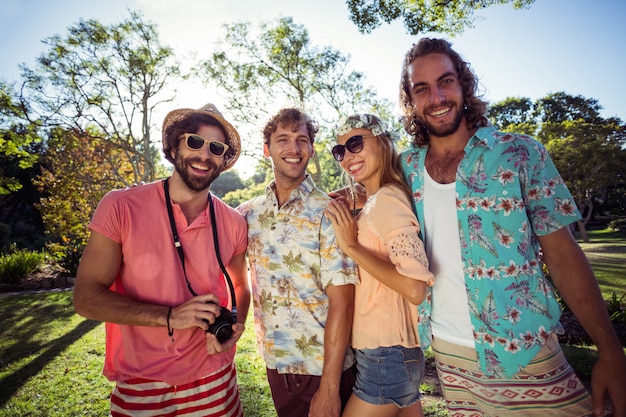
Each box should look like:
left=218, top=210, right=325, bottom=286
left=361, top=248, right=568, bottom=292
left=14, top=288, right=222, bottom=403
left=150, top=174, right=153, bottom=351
left=174, top=155, right=222, bottom=192
left=420, top=101, right=465, bottom=138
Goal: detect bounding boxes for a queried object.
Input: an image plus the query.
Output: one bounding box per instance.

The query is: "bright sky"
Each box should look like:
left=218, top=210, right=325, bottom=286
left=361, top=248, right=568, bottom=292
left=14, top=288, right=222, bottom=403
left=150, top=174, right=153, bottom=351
left=1, top=0, right=625, bottom=175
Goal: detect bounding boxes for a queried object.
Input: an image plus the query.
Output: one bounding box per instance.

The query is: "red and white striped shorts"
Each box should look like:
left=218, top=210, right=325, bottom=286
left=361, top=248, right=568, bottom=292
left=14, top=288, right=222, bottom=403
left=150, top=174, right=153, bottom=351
left=110, top=362, right=243, bottom=417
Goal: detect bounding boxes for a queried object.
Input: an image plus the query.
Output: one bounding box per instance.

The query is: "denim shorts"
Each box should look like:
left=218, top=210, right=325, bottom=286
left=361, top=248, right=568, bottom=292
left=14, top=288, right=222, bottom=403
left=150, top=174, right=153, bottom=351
left=353, top=345, right=424, bottom=407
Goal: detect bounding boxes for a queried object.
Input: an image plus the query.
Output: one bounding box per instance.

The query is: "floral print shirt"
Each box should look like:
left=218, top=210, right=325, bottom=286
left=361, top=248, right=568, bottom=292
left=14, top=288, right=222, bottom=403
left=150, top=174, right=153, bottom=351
left=237, top=175, right=358, bottom=375
left=400, top=126, right=581, bottom=377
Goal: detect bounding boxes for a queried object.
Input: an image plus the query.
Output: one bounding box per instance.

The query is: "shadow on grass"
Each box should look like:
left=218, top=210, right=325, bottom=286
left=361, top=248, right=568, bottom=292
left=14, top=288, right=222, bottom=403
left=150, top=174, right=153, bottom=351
left=0, top=292, right=101, bottom=406
left=561, top=344, right=598, bottom=383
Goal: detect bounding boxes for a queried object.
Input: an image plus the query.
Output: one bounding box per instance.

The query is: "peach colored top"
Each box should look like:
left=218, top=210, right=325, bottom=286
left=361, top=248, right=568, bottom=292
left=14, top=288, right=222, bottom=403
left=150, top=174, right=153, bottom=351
left=351, top=184, right=434, bottom=349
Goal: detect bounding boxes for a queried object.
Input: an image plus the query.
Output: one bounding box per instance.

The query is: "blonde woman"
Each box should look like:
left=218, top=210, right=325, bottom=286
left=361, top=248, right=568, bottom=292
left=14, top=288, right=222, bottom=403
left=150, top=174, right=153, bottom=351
left=326, top=114, right=434, bottom=417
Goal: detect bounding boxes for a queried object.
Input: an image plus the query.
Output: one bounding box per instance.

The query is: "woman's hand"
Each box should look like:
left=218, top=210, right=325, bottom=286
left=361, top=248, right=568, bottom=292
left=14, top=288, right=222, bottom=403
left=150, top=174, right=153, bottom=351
left=326, top=199, right=359, bottom=254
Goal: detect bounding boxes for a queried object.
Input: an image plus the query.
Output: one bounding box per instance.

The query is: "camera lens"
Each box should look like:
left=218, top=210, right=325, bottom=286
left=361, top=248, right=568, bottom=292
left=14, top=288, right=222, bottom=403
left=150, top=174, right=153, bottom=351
left=212, top=321, right=234, bottom=343
left=206, top=305, right=236, bottom=343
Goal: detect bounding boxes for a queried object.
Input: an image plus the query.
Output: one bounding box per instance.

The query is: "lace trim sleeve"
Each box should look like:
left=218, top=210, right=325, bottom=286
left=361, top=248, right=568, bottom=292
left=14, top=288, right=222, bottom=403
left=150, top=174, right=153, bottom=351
left=387, top=231, right=435, bottom=285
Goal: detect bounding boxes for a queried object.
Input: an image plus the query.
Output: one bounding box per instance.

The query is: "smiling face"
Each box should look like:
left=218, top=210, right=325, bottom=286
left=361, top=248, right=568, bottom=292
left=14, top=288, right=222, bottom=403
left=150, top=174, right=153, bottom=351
left=407, top=52, right=467, bottom=140
left=171, top=124, right=226, bottom=192
left=264, top=121, right=314, bottom=188
left=336, top=127, right=382, bottom=194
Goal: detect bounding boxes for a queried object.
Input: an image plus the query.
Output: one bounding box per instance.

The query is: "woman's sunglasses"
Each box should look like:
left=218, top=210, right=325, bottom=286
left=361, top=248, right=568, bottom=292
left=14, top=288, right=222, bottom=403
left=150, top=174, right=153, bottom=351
left=181, top=133, right=230, bottom=156
left=332, top=135, right=377, bottom=161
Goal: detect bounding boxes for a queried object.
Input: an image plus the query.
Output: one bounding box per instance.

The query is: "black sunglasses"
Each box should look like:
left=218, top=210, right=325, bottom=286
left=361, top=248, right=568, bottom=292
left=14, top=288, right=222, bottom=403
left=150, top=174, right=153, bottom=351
left=181, top=133, right=230, bottom=156
left=332, top=135, right=376, bottom=161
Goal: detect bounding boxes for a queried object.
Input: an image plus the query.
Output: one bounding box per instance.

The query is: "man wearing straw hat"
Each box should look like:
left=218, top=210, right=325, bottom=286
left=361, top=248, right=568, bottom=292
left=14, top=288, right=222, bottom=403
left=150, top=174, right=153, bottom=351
left=74, top=103, right=250, bottom=416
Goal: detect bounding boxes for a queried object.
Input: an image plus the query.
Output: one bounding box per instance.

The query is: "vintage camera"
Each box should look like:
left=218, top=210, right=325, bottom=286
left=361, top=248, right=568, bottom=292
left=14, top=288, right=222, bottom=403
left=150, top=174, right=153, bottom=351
left=205, top=302, right=236, bottom=343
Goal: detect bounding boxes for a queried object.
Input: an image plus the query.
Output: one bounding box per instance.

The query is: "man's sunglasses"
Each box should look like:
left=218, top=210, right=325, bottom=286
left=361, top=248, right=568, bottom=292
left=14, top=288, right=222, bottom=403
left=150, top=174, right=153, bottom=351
left=332, top=135, right=377, bottom=161
left=181, top=133, right=230, bottom=156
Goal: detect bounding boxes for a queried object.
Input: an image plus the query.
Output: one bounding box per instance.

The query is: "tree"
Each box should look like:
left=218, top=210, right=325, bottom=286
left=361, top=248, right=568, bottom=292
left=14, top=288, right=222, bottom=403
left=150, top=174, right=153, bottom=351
left=486, top=96, right=536, bottom=135
left=0, top=82, right=46, bottom=250
left=19, top=10, right=181, bottom=184
left=543, top=119, right=625, bottom=241
left=0, top=82, right=40, bottom=195
left=346, top=0, right=535, bottom=36
left=33, top=127, right=135, bottom=273
left=534, top=92, right=604, bottom=126
left=210, top=170, right=246, bottom=199
left=488, top=92, right=626, bottom=241
left=196, top=17, right=395, bottom=192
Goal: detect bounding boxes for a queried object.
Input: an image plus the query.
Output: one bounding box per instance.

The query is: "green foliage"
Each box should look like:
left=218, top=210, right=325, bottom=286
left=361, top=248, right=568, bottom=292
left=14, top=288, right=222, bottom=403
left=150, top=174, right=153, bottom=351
left=487, top=96, right=535, bottom=133
left=346, top=0, right=535, bottom=35
left=488, top=92, right=626, bottom=224
left=46, top=239, right=84, bottom=277
left=211, top=170, right=246, bottom=198
left=608, top=218, right=626, bottom=232
left=607, top=291, right=625, bottom=323
left=197, top=16, right=394, bottom=191
left=33, top=128, right=135, bottom=274
left=20, top=10, right=181, bottom=184
left=0, top=82, right=42, bottom=195
left=0, top=247, right=47, bottom=284
left=223, top=181, right=268, bottom=208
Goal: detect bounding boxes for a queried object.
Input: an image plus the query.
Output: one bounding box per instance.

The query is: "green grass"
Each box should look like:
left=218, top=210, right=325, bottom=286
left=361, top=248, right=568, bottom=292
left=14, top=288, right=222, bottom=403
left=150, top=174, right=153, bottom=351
left=0, top=292, right=274, bottom=417
left=577, top=229, right=626, bottom=299
left=0, top=229, right=623, bottom=416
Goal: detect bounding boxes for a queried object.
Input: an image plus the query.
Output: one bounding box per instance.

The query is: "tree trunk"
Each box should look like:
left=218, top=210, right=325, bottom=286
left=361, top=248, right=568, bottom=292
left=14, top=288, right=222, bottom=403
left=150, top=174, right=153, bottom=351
left=577, top=220, right=589, bottom=243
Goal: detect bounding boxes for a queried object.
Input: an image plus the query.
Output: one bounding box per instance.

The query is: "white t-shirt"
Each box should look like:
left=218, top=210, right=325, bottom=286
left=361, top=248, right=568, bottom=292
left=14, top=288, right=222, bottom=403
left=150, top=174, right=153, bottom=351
left=423, top=168, right=474, bottom=347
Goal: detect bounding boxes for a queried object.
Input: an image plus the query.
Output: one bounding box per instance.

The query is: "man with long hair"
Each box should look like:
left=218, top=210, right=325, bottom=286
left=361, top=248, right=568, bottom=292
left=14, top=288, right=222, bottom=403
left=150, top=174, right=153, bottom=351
left=398, top=37, right=626, bottom=416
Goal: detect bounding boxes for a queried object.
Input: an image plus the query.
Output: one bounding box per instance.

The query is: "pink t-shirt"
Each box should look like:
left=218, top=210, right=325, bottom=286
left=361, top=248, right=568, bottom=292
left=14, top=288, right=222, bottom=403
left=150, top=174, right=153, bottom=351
left=89, top=180, right=247, bottom=385
left=351, top=184, right=434, bottom=350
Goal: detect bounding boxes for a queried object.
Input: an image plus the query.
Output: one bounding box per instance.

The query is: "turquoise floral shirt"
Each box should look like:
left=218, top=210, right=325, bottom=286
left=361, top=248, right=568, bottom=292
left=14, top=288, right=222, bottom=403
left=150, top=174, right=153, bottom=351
left=400, top=126, right=581, bottom=377
left=237, top=176, right=358, bottom=375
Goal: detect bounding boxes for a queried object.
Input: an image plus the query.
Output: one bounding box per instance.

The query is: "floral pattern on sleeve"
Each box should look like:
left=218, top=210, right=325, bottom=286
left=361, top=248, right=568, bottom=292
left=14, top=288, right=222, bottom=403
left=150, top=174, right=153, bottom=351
left=400, top=126, right=580, bottom=377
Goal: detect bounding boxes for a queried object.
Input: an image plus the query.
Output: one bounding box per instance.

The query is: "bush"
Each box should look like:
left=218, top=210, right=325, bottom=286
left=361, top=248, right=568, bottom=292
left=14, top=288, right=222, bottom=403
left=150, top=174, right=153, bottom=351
left=46, top=239, right=84, bottom=276
left=0, top=248, right=47, bottom=285
left=608, top=218, right=626, bottom=232
left=607, top=291, right=626, bottom=323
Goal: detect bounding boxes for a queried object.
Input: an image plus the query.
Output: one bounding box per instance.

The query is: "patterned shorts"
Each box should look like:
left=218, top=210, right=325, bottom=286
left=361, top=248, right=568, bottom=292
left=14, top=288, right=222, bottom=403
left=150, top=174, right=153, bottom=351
left=110, top=362, right=243, bottom=417
left=432, top=334, right=593, bottom=416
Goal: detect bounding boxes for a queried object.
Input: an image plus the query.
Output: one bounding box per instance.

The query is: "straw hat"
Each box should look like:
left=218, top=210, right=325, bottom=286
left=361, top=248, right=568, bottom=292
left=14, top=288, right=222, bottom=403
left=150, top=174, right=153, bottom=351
left=162, top=103, right=241, bottom=170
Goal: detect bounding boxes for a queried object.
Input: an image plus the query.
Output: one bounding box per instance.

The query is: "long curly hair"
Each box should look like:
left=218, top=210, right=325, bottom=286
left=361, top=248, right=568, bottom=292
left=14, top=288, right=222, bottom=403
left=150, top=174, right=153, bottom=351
left=399, top=38, right=489, bottom=147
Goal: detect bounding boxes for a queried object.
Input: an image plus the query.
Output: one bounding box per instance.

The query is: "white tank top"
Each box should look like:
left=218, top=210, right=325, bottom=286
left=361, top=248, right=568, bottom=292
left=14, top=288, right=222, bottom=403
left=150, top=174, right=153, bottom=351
left=423, top=168, right=474, bottom=346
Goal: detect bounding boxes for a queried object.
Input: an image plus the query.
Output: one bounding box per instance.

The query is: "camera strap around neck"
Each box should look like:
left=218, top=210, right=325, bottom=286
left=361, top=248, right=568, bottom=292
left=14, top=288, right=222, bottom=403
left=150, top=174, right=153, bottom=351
left=163, top=179, right=237, bottom=317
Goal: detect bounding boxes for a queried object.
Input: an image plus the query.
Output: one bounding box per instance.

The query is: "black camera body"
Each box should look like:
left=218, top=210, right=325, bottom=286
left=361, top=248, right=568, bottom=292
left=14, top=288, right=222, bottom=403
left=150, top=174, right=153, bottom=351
left=205, top=303, right=236, bottom=343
